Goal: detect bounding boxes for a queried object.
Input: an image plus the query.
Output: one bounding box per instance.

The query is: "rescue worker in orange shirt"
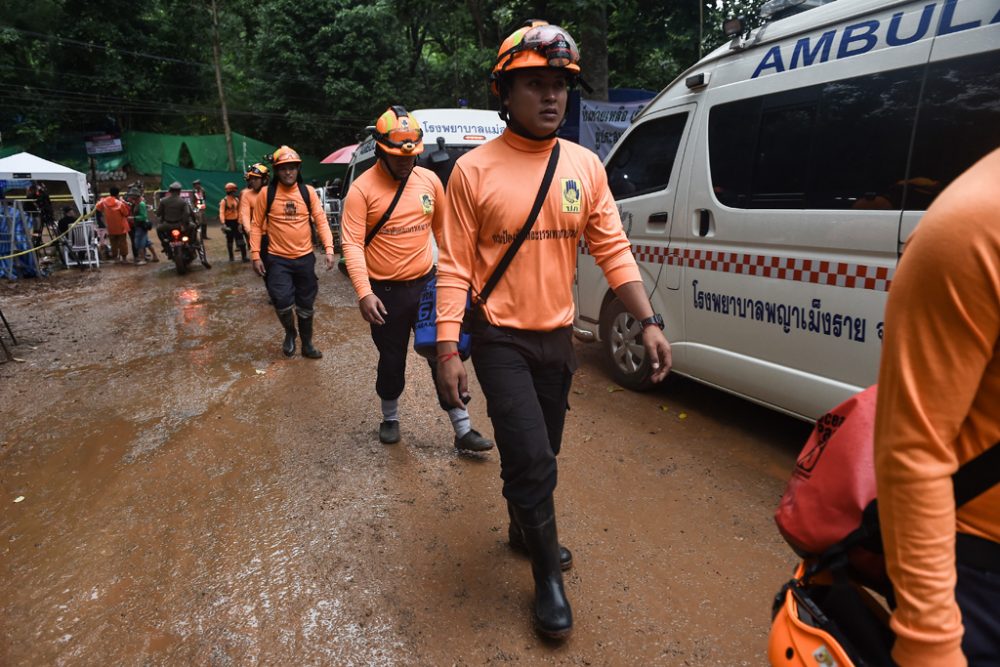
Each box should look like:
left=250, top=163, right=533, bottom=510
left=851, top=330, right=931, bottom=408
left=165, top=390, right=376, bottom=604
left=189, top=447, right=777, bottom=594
left=250, top=146, right=334, bottom=359
left=435, top=21, right=672, bottom=639
left=96, top=186, right=132, bottom=264
left=341, top=106, right=493, bottom=451
left=874, top=147, right=1000, bottom=666
left=219, top=182, right=247, bottom=262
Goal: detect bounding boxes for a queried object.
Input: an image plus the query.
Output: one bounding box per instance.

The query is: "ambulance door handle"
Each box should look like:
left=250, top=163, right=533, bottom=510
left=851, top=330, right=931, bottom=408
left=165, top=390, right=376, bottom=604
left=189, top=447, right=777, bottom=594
left=696, top=209, right=714, bottom=237
left=647, top=212, right=669, bottom=228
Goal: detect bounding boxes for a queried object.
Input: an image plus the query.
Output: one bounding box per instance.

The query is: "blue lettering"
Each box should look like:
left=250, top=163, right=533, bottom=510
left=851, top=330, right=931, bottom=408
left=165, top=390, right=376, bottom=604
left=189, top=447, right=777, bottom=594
left=939, top=0, right=981, bottom=34
left=837, top=20, right=880, bottom=59
left=790, top=30, right=835, bottom=69
left=886, top=4, right=934, bottom=46
left=751, top=46, right=785, bottom=78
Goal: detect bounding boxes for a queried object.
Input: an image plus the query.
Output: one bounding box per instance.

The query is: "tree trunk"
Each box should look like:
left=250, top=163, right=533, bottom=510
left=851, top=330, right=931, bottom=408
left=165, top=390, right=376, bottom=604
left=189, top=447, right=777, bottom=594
left=579, top=2, right=609, bottom=101
left=210, top=0, right=236, bottom=172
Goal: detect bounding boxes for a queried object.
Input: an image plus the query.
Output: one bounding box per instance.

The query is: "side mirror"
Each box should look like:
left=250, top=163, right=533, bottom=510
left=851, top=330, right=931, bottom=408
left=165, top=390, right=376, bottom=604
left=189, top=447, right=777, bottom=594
left=429, top=137, right=451, bottom=165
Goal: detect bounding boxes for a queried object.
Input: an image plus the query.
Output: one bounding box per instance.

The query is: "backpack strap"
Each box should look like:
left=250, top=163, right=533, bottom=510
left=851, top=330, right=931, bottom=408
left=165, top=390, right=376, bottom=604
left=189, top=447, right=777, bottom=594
left=953, top=440, right=1000, bottom=507
left=474, top=140, right=560, bottom=306
left=365, top=173, right=409, bottom=247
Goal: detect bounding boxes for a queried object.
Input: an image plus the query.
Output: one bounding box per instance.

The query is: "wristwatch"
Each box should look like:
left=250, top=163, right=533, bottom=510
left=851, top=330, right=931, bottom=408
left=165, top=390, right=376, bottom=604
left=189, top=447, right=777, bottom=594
left=640, top=314, right=665, bottom=330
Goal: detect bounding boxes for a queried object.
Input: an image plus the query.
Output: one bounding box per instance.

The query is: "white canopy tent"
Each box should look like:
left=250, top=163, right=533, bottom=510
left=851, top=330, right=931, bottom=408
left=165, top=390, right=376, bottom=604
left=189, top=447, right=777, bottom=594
left=0, top=152, right=90, bottom=213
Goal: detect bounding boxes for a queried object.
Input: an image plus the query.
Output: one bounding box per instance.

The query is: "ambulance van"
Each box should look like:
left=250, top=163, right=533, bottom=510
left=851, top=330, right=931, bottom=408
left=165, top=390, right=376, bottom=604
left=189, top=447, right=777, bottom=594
left=574, top=0, right=1000, bottom=420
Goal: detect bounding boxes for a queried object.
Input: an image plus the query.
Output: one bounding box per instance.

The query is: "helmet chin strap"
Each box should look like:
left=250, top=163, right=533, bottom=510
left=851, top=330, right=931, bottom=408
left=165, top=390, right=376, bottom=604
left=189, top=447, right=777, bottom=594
left=376, top=146, right=413, bottom=181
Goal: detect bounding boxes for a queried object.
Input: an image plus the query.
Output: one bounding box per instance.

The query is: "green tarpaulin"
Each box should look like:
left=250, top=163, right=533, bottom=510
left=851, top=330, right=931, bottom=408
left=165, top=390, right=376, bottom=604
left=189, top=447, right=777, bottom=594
left=126, top=130, right=342, bottom=183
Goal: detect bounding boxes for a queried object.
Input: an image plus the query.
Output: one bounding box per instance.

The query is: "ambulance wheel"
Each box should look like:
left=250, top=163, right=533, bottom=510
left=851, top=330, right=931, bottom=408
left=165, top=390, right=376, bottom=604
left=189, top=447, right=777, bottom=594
left=600, top=298, right=653, bottom=391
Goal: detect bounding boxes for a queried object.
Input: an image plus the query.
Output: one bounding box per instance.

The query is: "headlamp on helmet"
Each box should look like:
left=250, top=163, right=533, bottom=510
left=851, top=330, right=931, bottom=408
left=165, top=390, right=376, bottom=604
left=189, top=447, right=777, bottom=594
left=246, top=162, right=270, bottom=181
left=490, top=21, right=581, bottom=96
left=270, top=145, right=302, bottom=167
left=371, top=106, right=424, bottom=156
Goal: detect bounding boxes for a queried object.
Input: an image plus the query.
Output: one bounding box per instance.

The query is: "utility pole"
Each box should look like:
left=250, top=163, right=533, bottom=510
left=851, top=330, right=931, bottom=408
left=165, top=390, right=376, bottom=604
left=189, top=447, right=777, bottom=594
left=210, top=0, right=236, bottom=171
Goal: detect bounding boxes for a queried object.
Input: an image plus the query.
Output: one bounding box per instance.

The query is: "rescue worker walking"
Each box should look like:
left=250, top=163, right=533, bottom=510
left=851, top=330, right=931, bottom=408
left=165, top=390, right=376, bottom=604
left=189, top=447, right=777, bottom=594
left=239, top=163, right=269, bottom=260
left=219, top=182, right=247, bottom=262
left=192, top=179, right=209, bottom=239
left=250, top=146, right=334, bottom=359
left=435, top=21, right=672, bottom=639
left=341, top=106, right=493, bottom=451
left=156, top=182, right=200, bottom=261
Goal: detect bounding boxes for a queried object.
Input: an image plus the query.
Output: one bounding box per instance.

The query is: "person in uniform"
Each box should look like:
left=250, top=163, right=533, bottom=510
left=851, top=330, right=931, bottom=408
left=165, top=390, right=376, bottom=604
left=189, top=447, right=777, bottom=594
left=192, top=179, right=209, bottom=239
left=435, top=21, right=672, bottom=639
left=156, top=182, right=200, bottom=260
left=249, top=146, right=334, bottom=359
left=219, top=182, right=247, bottom=262
left=340, top=106, right=493, bottom=451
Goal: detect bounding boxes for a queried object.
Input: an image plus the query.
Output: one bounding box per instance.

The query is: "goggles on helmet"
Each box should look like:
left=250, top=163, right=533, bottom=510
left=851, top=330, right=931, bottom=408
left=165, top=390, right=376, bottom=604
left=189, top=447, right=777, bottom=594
left=497, top=23, right=580, bottom=73
left=375, top=128, right=423, bottom=153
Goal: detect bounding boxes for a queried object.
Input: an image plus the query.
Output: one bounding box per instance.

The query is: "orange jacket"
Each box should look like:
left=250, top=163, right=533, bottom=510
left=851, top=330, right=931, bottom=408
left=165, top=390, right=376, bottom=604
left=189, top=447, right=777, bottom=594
left=341, top=162, right=444, bottom=300
left=96, top=195, right=130, bottom=235
left=249, top=183, right=331, bottom=260
left=436, top=130, right=640, bottom=340
left=874, top=148, right=1000, bottom=667
left=219, top=194, right=239, bottom=222
left=238, top=187, right=259, bottom=235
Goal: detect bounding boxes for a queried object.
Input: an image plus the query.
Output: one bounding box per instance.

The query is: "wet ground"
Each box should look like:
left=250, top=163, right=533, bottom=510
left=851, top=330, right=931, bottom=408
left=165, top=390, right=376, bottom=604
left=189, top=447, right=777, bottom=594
left=1, top=238, right=811, bottom=666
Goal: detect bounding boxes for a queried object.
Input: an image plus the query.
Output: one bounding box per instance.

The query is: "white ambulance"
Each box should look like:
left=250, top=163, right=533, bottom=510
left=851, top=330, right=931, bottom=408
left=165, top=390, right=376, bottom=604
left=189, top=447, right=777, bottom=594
left=574, top=0, right=1000, bottom=420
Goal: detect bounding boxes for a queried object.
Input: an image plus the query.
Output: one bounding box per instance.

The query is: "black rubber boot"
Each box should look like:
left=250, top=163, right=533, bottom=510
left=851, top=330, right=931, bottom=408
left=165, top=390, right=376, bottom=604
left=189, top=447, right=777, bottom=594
left=297, top=309, right=322, bottom=359
left=508, top=501, right=572, bottom=571
left=275, top=306, right=296, bottom=357
left=510, top=496, right=573, bottom=639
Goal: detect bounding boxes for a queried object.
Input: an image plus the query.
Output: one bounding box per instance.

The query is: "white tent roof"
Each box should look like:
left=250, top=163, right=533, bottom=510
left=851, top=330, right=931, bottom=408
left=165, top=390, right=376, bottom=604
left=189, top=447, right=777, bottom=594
left=0, top=152, right=90, bottom=213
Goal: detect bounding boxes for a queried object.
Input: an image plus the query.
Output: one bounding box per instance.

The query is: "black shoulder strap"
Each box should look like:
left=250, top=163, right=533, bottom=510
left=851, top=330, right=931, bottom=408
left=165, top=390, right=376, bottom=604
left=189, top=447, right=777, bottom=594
left=365, top=174, right=409, bottom=247
left=953, top=440, right=1000, bottom=508
left=475, top=141, right=560, bottom=306
left=264, top=180, right=278, bottom=222
left=263, top=181, right=313, bottom=224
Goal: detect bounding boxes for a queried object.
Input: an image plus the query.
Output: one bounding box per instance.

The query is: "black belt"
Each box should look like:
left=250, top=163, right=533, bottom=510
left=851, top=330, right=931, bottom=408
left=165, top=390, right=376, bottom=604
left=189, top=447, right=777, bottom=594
left=956, top=532, right=1000, bottom=573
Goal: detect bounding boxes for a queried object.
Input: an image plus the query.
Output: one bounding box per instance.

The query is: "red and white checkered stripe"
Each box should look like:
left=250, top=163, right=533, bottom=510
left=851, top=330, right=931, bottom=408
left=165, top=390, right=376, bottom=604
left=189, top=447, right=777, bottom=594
left=579, top=242, right=894, bottom=292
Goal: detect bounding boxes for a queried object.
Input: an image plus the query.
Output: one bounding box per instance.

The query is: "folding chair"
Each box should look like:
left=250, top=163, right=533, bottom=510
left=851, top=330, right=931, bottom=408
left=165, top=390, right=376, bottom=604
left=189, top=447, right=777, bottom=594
left=60, top=220, right=101, bottom=269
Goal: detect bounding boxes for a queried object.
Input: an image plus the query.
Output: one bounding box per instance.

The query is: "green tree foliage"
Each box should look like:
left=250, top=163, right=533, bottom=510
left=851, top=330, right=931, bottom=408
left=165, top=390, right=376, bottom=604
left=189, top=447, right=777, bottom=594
left=0, top=0, right=765, bottom=156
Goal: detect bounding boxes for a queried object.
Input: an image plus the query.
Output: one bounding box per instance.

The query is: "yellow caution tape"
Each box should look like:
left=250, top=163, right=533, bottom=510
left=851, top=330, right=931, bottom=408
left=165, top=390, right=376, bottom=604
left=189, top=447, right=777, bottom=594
left=0, top=209, right=98, bottom=261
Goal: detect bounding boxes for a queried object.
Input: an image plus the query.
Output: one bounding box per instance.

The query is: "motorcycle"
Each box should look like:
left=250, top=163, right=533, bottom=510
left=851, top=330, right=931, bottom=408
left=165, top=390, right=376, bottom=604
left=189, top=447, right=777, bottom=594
left=168, top=227, right=211, bottom=275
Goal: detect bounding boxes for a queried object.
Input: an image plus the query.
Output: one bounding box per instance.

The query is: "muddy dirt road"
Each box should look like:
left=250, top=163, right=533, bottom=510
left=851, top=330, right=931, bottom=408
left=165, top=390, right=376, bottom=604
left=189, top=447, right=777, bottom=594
left=1, top=240, right=810, bottom=666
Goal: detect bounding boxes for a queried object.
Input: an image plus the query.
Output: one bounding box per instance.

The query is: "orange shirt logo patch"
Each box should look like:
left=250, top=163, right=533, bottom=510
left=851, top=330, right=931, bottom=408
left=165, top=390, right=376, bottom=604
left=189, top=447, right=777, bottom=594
left=420, top=193, right=434, bottom=215
left=561, top=179, right=581, bottom=213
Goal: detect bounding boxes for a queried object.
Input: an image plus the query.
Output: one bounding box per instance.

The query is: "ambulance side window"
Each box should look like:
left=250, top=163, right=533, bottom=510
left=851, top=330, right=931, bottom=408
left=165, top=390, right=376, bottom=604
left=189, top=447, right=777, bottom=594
left=907, top=50, right=1000, bottom=211
left=607, top=113, right=688, bottom=200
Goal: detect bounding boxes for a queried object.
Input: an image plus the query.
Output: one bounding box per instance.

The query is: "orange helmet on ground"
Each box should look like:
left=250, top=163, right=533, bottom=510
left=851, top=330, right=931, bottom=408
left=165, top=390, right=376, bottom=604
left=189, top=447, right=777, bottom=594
left=768, top=562, right=892, bottom=667
left=371, top=106, right=424, bottom=156
left=246, top=162, right=270, bottom=182
left=489, top=20, right=581, bottom=96
left=270, top=145, right=301, bottom=167
left=224, top=182, right=238, bottom=193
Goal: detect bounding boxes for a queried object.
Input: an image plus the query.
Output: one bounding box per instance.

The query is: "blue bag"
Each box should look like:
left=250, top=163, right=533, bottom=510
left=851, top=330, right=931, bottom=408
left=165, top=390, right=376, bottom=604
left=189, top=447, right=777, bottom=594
left=414, top=275, right=472, bottom=360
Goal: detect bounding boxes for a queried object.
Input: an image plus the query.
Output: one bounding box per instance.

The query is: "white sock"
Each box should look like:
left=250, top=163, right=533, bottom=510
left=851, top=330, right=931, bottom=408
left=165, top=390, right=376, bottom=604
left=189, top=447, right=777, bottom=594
left=381, top=398, right=399, bottom=423
left=448, top=407, right=472, bottom=438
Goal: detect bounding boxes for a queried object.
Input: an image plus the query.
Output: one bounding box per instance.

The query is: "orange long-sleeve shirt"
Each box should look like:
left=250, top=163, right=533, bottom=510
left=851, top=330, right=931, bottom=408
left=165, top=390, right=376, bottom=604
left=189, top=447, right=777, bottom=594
left=874, top=148, right=1000, bottom=667
left=340, top=162, right=444, bottom=301
left=249, top=183, right=331, bottom=260
left=96, top=195, right=130, bottom=235
left=219, top=194, right=239, bottom=222
left=436, top=130, right=640, bottom=340
left=238, top=187, right=259, bottom=235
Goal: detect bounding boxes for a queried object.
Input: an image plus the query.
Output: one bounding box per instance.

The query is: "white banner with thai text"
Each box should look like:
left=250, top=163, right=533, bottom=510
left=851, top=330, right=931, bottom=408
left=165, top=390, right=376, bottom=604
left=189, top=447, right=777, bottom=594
left=579, top=99, right=650, bottom=160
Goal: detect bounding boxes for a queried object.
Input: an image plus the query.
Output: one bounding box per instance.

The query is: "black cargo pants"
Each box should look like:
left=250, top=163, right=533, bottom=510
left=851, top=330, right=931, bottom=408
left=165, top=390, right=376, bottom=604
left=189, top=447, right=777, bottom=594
left=469, top=316, right=576, bottom=508
left=369, top=270, right=451, bottom=411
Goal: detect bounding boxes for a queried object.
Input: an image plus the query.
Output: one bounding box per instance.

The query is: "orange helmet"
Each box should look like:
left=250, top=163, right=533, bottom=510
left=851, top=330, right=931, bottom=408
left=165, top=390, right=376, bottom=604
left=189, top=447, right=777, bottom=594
left=371, top=106, right=424, bottom=156
left=767, top=562, right=892, bottom=667
left=490, top=20, right=581, bottom=96
left=270, top=145, right=301, bottom=167
left=246, top=162, right=270, bottom=182
left=224, top=182, right=238, bottom=192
